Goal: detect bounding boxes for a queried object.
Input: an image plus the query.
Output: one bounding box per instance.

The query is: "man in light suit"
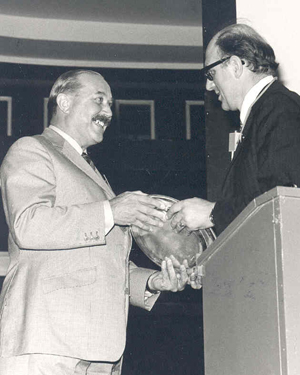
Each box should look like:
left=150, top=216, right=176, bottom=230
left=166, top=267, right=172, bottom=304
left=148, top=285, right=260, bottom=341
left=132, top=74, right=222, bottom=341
left=168, top=23, right=300, bottom=238
left=0, top=70, right=189, bottom=375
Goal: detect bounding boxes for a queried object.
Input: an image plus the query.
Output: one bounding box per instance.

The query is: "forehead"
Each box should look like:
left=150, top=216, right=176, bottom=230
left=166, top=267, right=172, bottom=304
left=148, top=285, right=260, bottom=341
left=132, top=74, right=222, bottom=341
left=205, top=39, right=220, bottom=66
left=77, top=73, right=112, bottom=98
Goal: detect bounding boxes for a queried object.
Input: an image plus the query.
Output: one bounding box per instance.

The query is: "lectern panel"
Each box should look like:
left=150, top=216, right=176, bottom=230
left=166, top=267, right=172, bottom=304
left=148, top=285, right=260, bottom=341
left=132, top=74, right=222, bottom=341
left=198, top=187, right=300, bottom=375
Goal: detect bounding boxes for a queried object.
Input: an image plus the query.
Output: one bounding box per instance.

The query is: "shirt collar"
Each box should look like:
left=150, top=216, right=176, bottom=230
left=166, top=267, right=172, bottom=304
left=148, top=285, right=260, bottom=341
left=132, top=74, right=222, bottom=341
left=240, top=75, right=274, bottom=126
left=49, top=125, right=83, bottom=155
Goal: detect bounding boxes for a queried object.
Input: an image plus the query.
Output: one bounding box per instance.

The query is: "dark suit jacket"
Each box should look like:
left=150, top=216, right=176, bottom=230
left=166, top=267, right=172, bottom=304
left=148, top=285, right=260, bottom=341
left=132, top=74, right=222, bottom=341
left=213, top=80, right=300, bottom=235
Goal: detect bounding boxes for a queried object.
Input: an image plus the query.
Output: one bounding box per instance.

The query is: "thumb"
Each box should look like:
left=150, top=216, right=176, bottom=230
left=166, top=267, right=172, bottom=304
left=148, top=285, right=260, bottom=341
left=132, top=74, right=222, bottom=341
left=167, top=201, right=182, bottom=219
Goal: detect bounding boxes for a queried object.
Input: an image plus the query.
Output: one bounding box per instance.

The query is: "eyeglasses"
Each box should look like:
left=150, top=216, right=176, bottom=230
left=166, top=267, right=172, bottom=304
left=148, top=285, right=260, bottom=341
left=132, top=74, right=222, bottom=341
left=202, top=56, right=231, bottom=81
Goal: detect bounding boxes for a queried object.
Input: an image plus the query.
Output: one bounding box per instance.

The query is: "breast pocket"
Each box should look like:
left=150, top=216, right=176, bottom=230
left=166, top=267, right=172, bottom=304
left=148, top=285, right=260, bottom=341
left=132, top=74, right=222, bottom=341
left=42, top=266, right=97, bottom=294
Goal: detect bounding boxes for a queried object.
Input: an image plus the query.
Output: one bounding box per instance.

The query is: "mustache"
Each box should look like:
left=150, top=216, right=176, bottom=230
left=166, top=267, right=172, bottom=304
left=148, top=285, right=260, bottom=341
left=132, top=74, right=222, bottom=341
left=92, top=113, right=112, bottom=127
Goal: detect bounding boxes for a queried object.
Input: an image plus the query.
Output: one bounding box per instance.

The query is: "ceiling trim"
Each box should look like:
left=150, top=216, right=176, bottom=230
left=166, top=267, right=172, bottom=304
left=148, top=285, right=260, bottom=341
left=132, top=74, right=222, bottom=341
left=0, top=14, right=202, bottom=47
left=0, top=54, right=203, bottom=70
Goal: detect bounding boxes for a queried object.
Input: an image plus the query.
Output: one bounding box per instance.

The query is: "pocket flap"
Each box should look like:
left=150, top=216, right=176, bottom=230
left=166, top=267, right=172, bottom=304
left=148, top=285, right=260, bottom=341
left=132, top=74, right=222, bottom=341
left=42, top=266, right=97, bottom=294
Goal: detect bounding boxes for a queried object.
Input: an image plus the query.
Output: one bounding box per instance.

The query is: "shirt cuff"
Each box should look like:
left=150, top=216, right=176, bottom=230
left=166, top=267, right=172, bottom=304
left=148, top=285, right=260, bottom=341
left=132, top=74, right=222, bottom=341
left=104, top=200, right=114, bottom=235
left=144, top=290, right=161, bottom=309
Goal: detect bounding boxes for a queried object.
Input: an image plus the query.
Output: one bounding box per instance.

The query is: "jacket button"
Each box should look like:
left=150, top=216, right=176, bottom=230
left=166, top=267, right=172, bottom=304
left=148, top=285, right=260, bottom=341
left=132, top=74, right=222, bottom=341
left=94, top=230, right=100, bottom=240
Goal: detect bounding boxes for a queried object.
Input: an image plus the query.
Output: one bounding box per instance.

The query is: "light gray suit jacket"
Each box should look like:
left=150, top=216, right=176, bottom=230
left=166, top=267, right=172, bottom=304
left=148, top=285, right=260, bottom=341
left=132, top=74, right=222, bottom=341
left=0, top=128, right=158, bottom=361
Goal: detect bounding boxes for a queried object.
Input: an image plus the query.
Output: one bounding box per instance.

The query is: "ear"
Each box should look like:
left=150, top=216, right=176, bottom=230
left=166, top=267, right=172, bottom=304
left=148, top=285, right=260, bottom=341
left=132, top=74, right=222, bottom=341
left=56, top=93, right=71, bottom=114
left=229, top=56, right=244, bottom=79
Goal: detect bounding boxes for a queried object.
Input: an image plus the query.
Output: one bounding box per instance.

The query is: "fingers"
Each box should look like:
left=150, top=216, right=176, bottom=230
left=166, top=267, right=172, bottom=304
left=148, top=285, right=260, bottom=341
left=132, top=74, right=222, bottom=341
left=188, top=266, right=202, bottom=290
left=130, top=225, right=149, bottom=236
left=160, top=258, right=181, bottom=292
left=183, top=259, right=192, bottom=274
left=176, top=258, right=192, bottom=290
left=162, top=257, right=177, bottom=287
left=165, top=257, right=188, bottom=292
left=137, top=204, right=167, bottom=223
left=156, top=257, right=201, bottom=291
left=166, top=202, right=186, bottom=231
left=150, top=257, right=191, bottom=292
left=169, top=214, right=186, bottom=233
left=131, top=194, right=168, bottom=228
left=177, top=264, right=189, bottom=291
left=135, top=211, right=166, bottom=230
left=172, top=259, right=200, bottom=290
left=130, top=220, right=152, bottom=232
left=175, top=219, right=186, bottom=233
left=189, top=273, right=202, bottom=289
left=169, top=255, right=181, bottom=268
left=167, top=198, right=216, bottom=232
left=110, top=191, right=168, bottom=227
left=166, top=201, right=183, bottom=220
left=136, top=194, right=167, bottom=212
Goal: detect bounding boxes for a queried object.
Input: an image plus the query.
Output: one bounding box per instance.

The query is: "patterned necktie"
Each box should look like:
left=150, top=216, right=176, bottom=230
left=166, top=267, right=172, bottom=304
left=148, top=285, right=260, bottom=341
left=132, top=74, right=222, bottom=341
left=82, top=151, right=96, bottom=171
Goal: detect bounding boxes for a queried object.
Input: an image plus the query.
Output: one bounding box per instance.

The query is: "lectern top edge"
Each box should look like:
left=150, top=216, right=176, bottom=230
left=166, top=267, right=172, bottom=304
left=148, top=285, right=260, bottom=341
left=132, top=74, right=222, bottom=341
left=197, top=186, right=300, bottom=266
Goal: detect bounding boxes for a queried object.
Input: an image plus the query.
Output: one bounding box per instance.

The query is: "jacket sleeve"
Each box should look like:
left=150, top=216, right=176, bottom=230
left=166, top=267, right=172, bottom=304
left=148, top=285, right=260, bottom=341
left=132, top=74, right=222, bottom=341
left=0, top=136, right=107, bottom=250
left=129, top=261, right=160, bottom=310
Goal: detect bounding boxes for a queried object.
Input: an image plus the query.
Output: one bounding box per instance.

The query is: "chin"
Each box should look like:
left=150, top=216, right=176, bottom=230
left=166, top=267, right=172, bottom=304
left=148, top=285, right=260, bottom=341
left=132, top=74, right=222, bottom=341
left=93, top=130, right=105, bottom=144
left=221, top=100, right=234, bottom=111
left=96, top=136, right=104, bottom=144
left=221, top=104, right=230, bottom=111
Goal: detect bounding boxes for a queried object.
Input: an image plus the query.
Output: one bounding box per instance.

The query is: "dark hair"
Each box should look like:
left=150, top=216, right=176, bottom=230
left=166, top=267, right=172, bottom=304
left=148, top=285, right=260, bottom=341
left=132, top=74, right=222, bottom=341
left=47, top=70, right=102, bottom=120
left=214, top=23, right=279, bottom=75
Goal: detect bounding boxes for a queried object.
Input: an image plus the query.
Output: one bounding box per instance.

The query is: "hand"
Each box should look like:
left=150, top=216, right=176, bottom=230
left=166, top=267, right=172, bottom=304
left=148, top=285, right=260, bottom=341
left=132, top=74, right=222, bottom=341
left=110, top=191, right=167, bottom=231
left=188, top=266, right=203, bottom=290
left=130, top=224, right=149, bottom=238
left=147, top=256, right=189, bottom=292
left=167, top=198, right=216, bottom=233
left=171, top=258, right=202, bottom=290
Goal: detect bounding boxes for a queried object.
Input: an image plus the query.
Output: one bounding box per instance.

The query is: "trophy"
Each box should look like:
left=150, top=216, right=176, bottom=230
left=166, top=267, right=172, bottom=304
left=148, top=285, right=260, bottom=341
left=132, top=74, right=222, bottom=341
left=132, top=195, right=216, bottom=267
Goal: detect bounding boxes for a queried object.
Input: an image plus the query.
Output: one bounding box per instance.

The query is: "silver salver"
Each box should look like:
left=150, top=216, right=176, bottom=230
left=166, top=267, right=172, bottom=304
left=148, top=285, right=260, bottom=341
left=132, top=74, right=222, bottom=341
left=132, top=194, right=216, bottom=267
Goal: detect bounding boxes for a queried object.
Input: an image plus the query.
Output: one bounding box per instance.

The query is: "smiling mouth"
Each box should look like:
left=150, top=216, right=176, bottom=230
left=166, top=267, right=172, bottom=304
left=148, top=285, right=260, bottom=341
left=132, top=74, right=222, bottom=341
left=92, top=114, right=112, bottom=129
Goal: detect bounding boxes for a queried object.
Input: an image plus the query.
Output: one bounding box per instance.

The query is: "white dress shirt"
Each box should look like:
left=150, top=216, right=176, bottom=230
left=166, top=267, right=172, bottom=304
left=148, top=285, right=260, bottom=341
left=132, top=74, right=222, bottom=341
left=240, top=75, right=275, bottom=129
left=49, top=125, right=114, bottom=234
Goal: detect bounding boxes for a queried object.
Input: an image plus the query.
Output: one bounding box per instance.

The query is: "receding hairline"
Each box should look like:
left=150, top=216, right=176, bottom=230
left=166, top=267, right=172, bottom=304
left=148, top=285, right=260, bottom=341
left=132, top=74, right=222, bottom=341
left=76, top=71, right=109, bottom=90
left=205, top=23, right=278, bottom=76
left=205, top=37, right=222, bottom=63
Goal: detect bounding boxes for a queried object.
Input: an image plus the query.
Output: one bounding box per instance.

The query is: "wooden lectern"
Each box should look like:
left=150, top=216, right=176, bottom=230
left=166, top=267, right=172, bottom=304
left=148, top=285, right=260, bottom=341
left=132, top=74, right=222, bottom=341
left=197, top=187, right=300, bottom=375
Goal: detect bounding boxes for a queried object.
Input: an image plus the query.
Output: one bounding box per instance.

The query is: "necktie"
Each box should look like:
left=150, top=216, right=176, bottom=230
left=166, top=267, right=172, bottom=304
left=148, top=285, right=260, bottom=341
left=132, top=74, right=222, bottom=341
left=82, top=151, right=112, bottom=190
left=82, top=151, right=96, bottom=171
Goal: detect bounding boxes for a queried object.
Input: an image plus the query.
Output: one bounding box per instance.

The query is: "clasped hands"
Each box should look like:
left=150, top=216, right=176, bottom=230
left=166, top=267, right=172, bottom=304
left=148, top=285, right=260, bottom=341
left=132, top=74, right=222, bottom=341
left=109, top=191, right=215, bottom=232
left=109, top=191, right=210, bottom=290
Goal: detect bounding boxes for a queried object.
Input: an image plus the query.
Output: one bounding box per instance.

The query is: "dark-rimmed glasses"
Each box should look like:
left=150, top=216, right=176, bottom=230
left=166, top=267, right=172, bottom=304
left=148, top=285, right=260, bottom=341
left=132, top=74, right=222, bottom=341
left=202, top=56, right=231, bottom=81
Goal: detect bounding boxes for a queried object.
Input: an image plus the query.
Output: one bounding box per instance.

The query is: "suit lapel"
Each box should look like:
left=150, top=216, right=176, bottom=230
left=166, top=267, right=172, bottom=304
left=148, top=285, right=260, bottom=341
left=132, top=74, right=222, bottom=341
left=63, top=142, right=115, bottom=198
left=222, top=79, right=278, bottom=184
left=42, top=128, right=115, bottom=199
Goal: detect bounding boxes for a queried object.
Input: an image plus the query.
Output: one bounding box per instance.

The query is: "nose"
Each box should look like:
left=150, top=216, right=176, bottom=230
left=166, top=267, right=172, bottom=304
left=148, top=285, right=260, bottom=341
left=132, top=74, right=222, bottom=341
left=103, top=102, right=112, bottom=117
left=206, top=79, right=216, bottom=91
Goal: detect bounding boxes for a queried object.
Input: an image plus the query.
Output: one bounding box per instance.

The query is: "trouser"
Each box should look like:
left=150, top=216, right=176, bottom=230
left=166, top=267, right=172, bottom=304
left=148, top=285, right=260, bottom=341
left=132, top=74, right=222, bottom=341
left=0, top=354, right=121, bottom=375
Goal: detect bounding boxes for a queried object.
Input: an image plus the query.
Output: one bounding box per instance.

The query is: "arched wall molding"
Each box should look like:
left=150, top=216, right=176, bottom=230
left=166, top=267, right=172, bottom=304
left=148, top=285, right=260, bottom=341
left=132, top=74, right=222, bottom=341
left=0, top=14, right=202, bottom=46
left=0, top=14, right=203, bottom=69
left=0, top=52, right=203, bottom=70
